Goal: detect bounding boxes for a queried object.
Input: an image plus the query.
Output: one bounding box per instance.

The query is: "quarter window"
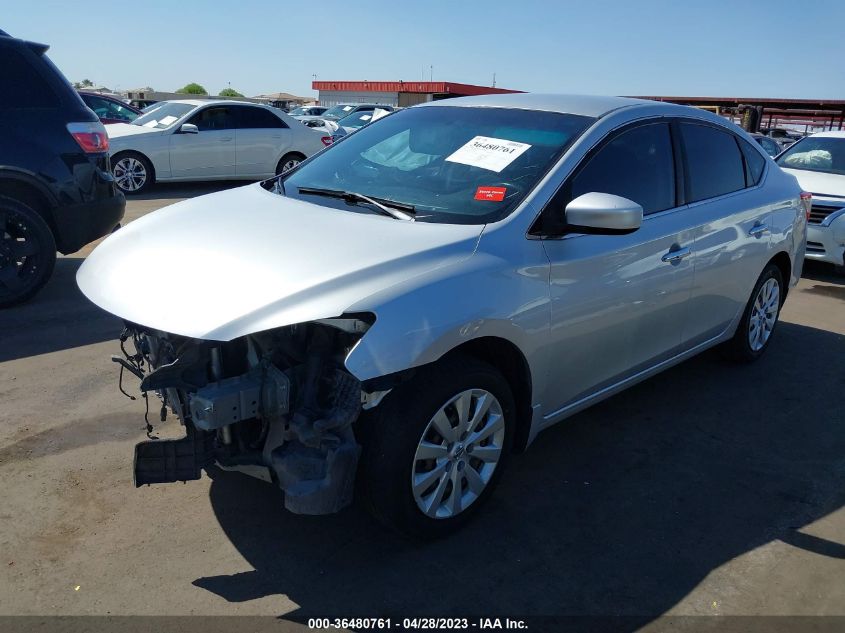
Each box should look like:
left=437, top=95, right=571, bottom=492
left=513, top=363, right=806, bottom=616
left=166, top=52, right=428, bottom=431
left=0, top=48, right=57, bottom=108
left=738, top=138, right=766, bottom=185
left=570, top=122, right=676, bottom=215
left=680, top=123, right=746, bottom=202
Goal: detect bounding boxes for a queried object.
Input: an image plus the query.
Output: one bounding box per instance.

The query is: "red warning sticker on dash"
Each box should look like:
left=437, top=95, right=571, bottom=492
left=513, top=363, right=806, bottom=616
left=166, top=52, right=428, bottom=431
left=474, top=186, right=507, bottom=201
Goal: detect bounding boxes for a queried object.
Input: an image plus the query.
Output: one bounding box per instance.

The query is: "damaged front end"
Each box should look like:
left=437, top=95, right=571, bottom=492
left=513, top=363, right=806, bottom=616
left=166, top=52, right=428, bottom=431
left=113, top=315, right=375, bottom=515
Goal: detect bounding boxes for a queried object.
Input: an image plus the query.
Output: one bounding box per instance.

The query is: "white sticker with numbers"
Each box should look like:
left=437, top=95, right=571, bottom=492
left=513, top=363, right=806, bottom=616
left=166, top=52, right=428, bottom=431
left=445, top=136, right=531, bottom=172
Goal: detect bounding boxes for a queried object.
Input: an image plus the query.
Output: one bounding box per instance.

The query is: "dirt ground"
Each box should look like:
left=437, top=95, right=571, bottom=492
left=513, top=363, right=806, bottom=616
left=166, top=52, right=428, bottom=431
left=1, top=182, right=843, bottom=627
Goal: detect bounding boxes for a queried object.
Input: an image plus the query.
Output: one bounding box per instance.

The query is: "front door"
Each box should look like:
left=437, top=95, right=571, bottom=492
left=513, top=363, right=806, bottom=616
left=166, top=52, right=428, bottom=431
left=539, top=120, right=695, bottom=415
left=169, top=106, right=236, bottom=179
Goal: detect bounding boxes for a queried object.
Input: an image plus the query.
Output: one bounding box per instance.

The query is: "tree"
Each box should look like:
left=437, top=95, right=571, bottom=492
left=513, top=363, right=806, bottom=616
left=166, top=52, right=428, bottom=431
left=73, top=79, right=94, bottom=89
left=176, top=83, right=208, bottom=95
left=219, top=88, right=244, bottom=97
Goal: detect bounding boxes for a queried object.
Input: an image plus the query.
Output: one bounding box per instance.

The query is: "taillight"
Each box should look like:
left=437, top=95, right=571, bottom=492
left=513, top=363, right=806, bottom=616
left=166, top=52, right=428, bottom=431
left=800, top=191, right=812, bottom=221
left=321, top=136, right=333, bottom=146
left=67, top=121, right=109, bottom=153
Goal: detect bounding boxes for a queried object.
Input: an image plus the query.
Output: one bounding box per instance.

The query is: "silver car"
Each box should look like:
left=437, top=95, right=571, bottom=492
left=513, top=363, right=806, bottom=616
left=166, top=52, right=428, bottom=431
left=77, top=94, right=807, bottom=538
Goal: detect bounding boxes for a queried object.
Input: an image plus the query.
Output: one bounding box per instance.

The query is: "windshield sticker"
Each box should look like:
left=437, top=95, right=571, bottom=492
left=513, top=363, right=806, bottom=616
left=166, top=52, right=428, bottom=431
left=361, top=114, right=372, bottom=121
left=158, top=115, right=178, bottom=126
left=142, top=120, right=159, bottom=128
left=446, top=136, right=531, bottom=172
left=474, top=186, right=507, bottom=201
left=343, top=106, right=353, bottom=111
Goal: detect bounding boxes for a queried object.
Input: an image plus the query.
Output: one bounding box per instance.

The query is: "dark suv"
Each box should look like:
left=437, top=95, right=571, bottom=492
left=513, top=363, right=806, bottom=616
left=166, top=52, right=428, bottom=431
left=0, top=30, right=125, bottom=307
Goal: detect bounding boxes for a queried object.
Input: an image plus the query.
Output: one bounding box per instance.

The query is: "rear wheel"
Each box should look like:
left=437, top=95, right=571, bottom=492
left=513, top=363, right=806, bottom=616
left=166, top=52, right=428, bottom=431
left=275, top=152, right=305, bottom=175
left=723, top=263, right=784, bottom=362
left=112, top=152, right=153, bottom=194
left=0, top=196, right=57, bottom=308
left=358, top=355, right=515, bottom=539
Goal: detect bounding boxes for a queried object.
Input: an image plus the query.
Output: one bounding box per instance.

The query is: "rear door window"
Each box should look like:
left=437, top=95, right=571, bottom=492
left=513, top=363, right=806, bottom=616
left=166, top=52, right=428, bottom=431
left=234, top=106, right=286, bottom=129
left=680, top=123, right=746, bottom=202
left=570, top=121, right=676, bottom=215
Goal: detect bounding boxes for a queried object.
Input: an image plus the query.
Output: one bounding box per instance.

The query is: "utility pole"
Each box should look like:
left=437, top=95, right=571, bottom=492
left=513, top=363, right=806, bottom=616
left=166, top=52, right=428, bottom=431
left=492, top=73, right=496, bottom=87
left=430, top=65, right=433, bottom=82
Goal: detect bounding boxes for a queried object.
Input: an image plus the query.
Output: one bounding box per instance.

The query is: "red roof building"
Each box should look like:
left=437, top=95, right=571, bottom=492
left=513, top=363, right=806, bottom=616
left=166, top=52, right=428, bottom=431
left=312, top=80, right=522, bottom=108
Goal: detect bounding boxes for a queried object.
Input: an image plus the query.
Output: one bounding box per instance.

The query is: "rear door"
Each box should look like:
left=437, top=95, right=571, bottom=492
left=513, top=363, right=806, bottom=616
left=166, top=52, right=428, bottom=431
left=169, top=105, right=236, bottom=178
left=676, top=122, right=773, bottom=346
left=232, top=105, right=291, bottom=178
left=539, top=120, right=696, bottom=413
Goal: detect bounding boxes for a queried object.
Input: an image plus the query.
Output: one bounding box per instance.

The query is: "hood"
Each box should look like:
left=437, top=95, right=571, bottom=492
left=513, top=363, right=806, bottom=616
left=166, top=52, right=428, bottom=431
left=780, top=167, right=845, bottom=199
left=77, top=183, right=483, bottom=341
left=106, top=122, right=163, bottom=139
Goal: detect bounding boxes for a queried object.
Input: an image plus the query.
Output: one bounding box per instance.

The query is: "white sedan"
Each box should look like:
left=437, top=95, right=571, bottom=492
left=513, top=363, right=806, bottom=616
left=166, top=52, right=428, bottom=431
left=107, top=99, right=328, bottom=194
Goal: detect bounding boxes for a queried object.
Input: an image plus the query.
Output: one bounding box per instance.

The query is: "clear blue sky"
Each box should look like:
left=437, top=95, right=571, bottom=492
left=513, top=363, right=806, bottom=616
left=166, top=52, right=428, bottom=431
left=5, top=0, right=844, bottom=99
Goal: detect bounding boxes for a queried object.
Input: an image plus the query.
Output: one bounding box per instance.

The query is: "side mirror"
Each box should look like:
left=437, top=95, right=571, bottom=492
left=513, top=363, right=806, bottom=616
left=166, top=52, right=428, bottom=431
left=565, top=192, right=643, bottom=234
left=179, top=123, right=199, bottom=134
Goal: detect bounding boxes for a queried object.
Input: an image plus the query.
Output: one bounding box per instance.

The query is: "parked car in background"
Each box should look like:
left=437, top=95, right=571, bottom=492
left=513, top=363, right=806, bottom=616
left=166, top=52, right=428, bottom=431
left=289, top=105, right=328, bottom=118
left=78, top=91, right=142, bottom=125
left=330, top=107, right=394, bottom=143
left=79, top=94, right=806, bottom=537
left=106, top=99, right=326, bottom=194
left=777, top=131, right=845, bottom=273
left=0, top=30, right=124, bottom=307
left=318, top=103, right=395, bottom=121
left=751, top=133, right=782, bottom=157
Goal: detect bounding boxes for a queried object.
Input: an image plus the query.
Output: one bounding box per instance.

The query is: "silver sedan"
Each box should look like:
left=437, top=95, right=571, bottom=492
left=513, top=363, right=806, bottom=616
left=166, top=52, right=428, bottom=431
left=78, top=94, right=806, bottom=538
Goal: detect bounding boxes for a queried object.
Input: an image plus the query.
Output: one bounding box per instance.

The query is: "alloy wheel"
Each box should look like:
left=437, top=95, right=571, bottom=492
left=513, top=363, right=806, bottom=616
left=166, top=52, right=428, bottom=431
left=411, top=388, right=505, bottom=519
left=113, top=157, right=147, bottom=192
left=280, top=158, right=300, bottom=173
left=748, top=277, right=779, bottom=352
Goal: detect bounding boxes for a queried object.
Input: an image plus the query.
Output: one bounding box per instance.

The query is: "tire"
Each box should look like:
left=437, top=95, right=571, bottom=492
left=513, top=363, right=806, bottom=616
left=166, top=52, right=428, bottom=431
left=722, top=263, right=784, bottom=362
left=0, top=196, right=57, bottom=308
left=357, top=354, right=515, bottom=539
left=275, top=152, right=305, bottom=175
left=112, top=151, right=153, bottom=195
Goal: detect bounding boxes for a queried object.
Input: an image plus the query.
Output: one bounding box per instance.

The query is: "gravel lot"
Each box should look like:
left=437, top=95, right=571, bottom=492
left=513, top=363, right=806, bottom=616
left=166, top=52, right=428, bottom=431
left=1, top=182, right=843, bottom=625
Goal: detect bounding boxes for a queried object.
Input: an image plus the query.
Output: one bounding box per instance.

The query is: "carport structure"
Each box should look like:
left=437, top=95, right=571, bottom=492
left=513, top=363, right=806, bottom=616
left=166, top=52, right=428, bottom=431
left=312, top=80, right=522, bottom=108
left=633, top=95, right=845, bottom=133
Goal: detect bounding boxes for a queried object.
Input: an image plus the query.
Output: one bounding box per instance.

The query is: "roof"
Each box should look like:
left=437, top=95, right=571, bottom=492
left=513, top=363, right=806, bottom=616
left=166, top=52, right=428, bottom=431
left=163, top=98, right=266, bottom=107
left=254, top=92, right=309, bottom=101
left=420, top=93, right=664, bottom=117
left=810, top=130, right=845, bottom=138
left=312, top=81, right=521, bottom=96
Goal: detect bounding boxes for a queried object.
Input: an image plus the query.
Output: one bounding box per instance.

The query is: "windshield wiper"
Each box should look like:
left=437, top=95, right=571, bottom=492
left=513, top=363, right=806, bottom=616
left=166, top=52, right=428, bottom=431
left=297, top=187, right=415, bottom=221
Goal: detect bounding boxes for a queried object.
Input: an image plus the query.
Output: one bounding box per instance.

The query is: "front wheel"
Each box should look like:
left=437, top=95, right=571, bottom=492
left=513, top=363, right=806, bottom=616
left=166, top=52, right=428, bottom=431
left=357, top=355, right=515, bottom=539
left=723, top=263, right=784, bottom=362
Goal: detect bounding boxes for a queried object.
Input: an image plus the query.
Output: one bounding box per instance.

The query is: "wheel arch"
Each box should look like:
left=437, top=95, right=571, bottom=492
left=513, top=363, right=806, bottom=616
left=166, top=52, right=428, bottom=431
left=0, top=172, right=59, bottom=237
left=768, top=250, right=792, bottom=300
left=442, top=337, right=534, bottom=454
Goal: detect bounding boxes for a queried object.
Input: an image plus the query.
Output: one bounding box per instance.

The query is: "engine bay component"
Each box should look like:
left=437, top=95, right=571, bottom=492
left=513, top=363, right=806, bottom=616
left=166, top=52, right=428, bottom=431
left=189, top=363, right=289, bottom=432
left=118, top=317, right=376, bottom=515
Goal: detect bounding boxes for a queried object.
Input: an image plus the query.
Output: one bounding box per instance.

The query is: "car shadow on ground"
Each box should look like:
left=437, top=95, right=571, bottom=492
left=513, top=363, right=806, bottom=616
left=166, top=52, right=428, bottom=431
left=194, top=321, right=845, bottom=625
left=0, top=257, right=121, bottom=362
left=802, top=260, right=844, bottom=286
left=126, top=180, right=248, bottom=201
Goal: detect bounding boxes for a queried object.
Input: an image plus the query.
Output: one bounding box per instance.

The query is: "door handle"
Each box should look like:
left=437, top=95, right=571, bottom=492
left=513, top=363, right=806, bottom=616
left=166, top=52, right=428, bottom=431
left=748, top=224, right=769, bottom=238
left=661, top=246, right=691, bottom=264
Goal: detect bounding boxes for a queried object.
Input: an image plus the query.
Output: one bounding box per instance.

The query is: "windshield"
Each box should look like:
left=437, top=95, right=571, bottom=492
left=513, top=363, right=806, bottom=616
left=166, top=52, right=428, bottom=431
left=290, top=106, right=323, bottom=116
left=132, top=102, right=196, bottom=129
left=338, top=111, right=375, bottom=129
left=777, top=136, right=845, bottom=175
left=276, top=106, right=594, bottom=224
left=322, top=104, right=361, bottom=119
